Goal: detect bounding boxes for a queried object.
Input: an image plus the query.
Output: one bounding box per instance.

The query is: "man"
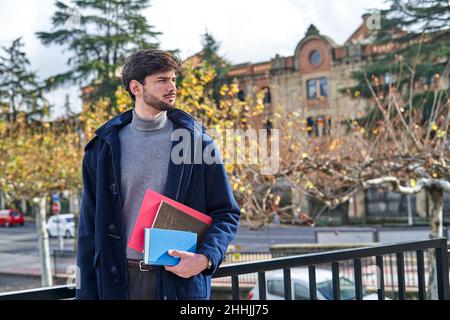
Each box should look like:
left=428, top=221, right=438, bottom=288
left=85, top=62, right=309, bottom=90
left=76, top=49, right=240, bottom=300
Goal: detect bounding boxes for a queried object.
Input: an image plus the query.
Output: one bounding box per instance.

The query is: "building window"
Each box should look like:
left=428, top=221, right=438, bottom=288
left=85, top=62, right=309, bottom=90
left=309, top=50, right=322, bottom=65
left=307, top=80, right=317, bottom=99
left=319, top=78, right=328, bottom=97
left=306, top=115, right=332, bottom=137
left=306, top=116, right=314, bottom=137
left=307, top=77, right=328, bottom=100
left=263, top=87, right=271, bottom=104
left=237, top=90, right=245, bottom=101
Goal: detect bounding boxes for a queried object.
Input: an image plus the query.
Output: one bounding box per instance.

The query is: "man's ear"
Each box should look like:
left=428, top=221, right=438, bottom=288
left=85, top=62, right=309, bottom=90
left=129, top=80, right=142, bottom=98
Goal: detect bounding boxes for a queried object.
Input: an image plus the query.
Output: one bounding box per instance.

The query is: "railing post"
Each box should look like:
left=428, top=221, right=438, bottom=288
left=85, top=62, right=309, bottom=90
left=396, top=252, right=406, bottom=300
left=258, top=272, right=266, bottom=300
left=331, top=262, right=340, bottom=300
left=308, top=265, right=317, bottom=300
left=435, top=240, right=450, bottom=300
left=231, top=275, right=240, bottom=300
left=375, top=256, right=385, bottom=300
left=354, top=258, right=363, bottom=300
left=416, top=250, right=426, bottom=300
left=283, top=269, right=292, bottom=300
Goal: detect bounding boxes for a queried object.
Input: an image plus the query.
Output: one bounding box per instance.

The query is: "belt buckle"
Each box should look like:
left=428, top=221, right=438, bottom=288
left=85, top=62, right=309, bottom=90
left=139, top=260, right=150, bottom=272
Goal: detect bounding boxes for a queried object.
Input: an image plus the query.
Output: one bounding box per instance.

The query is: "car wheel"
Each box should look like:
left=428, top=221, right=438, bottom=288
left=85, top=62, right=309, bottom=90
left=4, top=222, right=10, bottom=228
left=65, top=230, right=71, bottom=238
left=20, top=222, right=24, bottom=226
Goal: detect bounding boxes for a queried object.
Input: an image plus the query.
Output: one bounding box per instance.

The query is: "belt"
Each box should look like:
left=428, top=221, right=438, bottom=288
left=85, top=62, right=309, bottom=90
left=127, top=259, right=157, bottom=272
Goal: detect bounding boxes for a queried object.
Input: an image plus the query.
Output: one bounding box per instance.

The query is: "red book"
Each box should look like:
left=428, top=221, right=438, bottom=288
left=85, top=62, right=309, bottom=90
left=128, top=189, right=213, bottom=253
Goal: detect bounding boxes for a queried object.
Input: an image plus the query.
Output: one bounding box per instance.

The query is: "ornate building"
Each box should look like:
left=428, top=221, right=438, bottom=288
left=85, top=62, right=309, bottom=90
left=226, top=14, right=399, bottom=135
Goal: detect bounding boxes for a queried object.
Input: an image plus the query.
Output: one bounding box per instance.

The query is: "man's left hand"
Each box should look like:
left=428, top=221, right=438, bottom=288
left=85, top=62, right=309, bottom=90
left=164, top=250, right=209, bottom=278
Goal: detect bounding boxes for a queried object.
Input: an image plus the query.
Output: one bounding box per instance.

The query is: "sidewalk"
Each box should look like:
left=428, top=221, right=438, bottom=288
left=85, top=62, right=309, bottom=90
left=0, top=252, right=42, bottom=277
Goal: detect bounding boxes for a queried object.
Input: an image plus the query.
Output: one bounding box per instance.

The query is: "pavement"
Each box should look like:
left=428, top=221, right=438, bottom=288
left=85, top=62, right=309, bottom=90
left=0, top=252, right=42, bottom=276
left=0, top=219, right=75, bottom=278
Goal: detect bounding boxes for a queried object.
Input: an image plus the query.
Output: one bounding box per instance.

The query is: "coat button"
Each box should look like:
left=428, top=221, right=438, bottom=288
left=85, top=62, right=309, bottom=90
left=108, top=224, right=116, bottom=232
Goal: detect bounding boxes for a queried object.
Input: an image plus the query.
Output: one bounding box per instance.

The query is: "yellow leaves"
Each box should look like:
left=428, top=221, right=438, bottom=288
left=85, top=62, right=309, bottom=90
left=230, top=83, right=240, bottom=95
left=115, top=86, right=132, bottom=113
left=219, top=84, right=229, bottom=96
left=354, top=91, right=361, bottom=98
left=431, top=123, right=438, bottom=131
left=43, top=136, right=52, bottom=145
left=305, top=181, right=314, bottom=190
left=0, top=118, right=83, bottom=196
left=437, top=130, right=445, bottom=138
left=409, top=178, right=416, bottom=188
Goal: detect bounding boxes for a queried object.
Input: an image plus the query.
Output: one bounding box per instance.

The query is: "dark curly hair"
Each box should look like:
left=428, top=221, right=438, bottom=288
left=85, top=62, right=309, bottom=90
left=121, top=49, right=181, bottom=101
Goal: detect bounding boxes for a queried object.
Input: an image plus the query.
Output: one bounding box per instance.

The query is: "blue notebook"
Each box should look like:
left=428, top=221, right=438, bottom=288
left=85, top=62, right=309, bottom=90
left=143, top=228, right=197, bottom=266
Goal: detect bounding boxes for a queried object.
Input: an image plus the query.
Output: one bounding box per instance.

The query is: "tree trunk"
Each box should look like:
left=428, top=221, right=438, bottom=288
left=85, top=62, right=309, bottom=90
left=36, top=197, right=53, bottom=287
left=21, top=198, right=27, bottom=215
left=0, top=190, right=4, bottom=209
left=426, top=186, right=444, bottom=300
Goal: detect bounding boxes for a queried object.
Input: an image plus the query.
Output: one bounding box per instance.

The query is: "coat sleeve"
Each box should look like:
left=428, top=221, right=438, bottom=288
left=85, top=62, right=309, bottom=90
left=197, top=140, right=241, bottom=276
left=76, top=149, right=98, bottom=299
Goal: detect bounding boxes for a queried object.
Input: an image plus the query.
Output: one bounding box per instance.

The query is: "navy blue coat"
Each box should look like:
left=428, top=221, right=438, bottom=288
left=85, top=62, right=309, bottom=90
left=76, top=108, right=241, bottom=300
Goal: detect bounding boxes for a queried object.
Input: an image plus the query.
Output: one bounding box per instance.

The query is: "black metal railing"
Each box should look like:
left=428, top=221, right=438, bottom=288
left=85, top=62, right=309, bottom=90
left=49, top=249, right=444, bottom=291
left=213, top=238, right=449, bottom=300
left=0, top=238, right=448, bottom=300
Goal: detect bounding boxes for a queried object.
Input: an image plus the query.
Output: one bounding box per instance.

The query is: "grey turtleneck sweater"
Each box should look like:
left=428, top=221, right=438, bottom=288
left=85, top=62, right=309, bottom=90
left=119, top=109, right=173, bottom=259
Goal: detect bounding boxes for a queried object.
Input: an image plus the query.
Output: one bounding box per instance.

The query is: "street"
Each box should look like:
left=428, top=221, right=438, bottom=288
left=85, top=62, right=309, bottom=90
left=0, top=220, right=75, bottom=255
left=0, top=219, right=441, bottom=254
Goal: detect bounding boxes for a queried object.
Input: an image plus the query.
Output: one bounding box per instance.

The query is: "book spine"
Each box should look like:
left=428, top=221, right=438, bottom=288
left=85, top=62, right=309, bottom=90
left=144, top=228, right=150, bottom=264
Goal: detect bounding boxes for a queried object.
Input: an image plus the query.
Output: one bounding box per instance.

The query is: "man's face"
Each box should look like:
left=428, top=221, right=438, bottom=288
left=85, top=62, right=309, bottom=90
left=141, top=69, right=177, bottom=111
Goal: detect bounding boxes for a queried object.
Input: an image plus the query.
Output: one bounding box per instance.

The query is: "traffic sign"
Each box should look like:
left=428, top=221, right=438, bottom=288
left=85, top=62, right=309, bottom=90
left=51, top=193, right=60, bottom=203
left=52, top=201, right=61, bottom=214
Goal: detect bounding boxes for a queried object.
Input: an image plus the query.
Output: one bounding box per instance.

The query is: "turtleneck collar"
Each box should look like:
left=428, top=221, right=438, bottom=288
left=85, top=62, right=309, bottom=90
left=131, top=108, right=168, bottom=132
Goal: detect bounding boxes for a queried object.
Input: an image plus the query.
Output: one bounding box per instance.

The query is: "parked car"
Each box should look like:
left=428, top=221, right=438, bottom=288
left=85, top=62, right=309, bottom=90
left=47, top=213, right=75, bottom=238
left=0, top=209, right=25, bottom=227
left=248, top=267, right=381, bottom=300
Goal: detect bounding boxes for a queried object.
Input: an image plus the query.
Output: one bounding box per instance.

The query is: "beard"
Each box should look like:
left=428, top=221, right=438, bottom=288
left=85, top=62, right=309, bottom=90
left=142, top=88, right=175, bottom=111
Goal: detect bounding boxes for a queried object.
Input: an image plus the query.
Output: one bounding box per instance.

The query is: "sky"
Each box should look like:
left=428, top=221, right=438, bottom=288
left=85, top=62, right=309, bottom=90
left=0, top=0, right=389, bottom=118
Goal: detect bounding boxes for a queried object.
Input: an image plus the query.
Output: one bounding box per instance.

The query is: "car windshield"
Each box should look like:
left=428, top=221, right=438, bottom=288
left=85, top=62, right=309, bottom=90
left=10, top=211, right=20, bottom=217
left=317, top=277, right=357, bottom=300
left=66, top=217, right=74, bottom=223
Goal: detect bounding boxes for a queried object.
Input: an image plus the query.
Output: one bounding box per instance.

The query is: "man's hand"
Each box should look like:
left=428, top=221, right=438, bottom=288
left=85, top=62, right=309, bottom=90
left=164, top=250, right=209, bottom=278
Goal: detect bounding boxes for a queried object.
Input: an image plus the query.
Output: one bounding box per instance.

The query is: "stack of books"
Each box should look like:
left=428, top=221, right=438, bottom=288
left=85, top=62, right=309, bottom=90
left=128, top=189, right=212, bottom=266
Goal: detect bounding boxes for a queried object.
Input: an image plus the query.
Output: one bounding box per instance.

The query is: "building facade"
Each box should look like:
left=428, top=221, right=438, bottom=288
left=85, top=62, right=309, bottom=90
left=226, top=15, right=400, bottom=135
